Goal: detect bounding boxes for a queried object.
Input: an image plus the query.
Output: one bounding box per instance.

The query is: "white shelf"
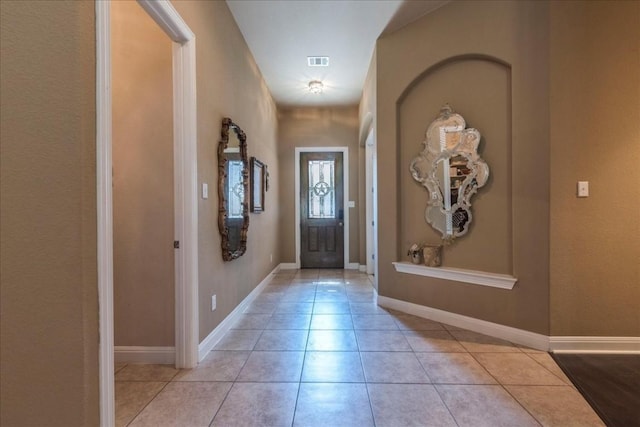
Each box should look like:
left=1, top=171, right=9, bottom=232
left=392, top=262, right=517, bottom=290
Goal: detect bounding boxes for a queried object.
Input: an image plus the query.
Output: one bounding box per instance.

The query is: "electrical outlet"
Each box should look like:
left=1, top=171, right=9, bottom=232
left=211, top=295, right=216, bottom=311
left=577, top=181, right=589, bottom=198
left=270, top=253, right=273, bottom=263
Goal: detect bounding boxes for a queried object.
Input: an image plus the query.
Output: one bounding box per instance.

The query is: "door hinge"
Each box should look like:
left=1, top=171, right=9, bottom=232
left=174, top=240, right=180, bottom=249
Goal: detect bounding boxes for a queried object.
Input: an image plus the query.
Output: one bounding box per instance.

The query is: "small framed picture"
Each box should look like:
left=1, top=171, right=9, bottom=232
left=250, top=157, right=265, bottom=213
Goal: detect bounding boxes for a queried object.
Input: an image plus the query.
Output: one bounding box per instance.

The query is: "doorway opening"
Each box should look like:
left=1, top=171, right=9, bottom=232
left=96, top=1, right=198, bottom=425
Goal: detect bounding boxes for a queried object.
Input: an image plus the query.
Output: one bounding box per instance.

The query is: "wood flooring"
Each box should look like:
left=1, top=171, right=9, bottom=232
left=552, top=353, right=640, bottom=427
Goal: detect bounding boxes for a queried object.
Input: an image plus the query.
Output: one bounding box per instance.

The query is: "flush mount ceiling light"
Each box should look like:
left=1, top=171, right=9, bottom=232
left=308, top=80, right=324, bottom=94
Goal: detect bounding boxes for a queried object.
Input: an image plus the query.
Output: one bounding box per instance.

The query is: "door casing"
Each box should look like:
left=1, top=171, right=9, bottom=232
left=96, top=1, right=198, bottom=425
left=295, top=147, right=350, bottom=269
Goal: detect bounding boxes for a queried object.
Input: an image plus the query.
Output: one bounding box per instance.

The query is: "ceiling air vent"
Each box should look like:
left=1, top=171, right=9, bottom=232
left=307, top=56, right=329, bottom=67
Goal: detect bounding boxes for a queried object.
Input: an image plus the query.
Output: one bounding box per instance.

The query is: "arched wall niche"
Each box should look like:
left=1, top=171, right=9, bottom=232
left=396, top=55, right=514, bottom=274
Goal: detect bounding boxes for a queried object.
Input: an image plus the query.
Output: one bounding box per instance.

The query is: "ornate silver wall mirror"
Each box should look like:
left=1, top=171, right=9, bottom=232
left=410, top=104, right=489, bottom=240
left=218, top=117, right=249, bottom=261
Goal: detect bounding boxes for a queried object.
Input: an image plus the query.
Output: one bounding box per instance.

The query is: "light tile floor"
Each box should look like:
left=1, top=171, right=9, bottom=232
left=115, top=269, right=604, bottom=427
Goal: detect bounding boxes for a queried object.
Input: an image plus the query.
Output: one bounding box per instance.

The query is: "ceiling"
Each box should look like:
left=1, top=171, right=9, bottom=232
left=226, top=0, right=448, bottom=108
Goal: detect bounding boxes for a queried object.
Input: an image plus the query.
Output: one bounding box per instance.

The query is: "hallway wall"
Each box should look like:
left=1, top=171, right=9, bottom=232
left=549, top=1, right=640, bottom=336
left=112, top=0, right=175, bottom=347
left=0, top=1, right=99, bottom=425
left=373, top=0, right=551, bottom=334
left=171, top=1, right=280, bottom=342
left=278, top=107, right=361, bottom=266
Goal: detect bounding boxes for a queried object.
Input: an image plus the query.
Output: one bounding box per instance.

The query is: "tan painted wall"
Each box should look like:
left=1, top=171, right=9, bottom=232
left=549, top=1, right=640, bottom=336
left=374, top=1, right=550, bottom=334
left=278, top=107, right=361, bottom=266
left=0, top=1, right=99, bottom=425
left=112, top=1, right=175, bottom=347
left=171, top=1, right=280, bottom=341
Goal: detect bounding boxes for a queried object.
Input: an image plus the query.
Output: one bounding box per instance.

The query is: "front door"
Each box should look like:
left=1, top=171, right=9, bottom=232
left=300, top=152, right=344, bottom=268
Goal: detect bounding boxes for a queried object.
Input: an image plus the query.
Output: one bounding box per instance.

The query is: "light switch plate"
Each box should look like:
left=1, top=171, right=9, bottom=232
left=348, top=201, right=355, bottom=208
left=202, top=183, right=209, bottom=199
left=577, top=181, right=589, bottom=197
left=211, top=295, right=216, bottom=311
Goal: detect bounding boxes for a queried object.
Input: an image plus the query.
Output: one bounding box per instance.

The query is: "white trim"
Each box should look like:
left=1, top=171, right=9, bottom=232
left=96, top=2, right=114, bottom=426
left=295, top=147, right=350, bottom=269
left=198, top=266, right=279, bottom=360
left=377, top=294, right=549, bottom=351
left=279, top=263, right=298, bottom=270
left=359, top=265, right=367, bottom=273
left=97, top=1, right=197, bottom=424
left=392, top=262, right=517, bottom=290
left=550, top=337, right=640, bottom=354
left=114, top=346, right=176, bottom=364
left=346, top=263, right=360, bottom=270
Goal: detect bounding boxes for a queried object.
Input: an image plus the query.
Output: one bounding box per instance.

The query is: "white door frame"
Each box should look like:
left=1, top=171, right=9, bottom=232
left=295, top=147, right=350, bottom=269
left=96, top=1, right=198, bottom=425
left=365, top=128, right=376, bottom=275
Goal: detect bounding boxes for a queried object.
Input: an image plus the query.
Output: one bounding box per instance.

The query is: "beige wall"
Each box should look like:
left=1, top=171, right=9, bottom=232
left=0, top=1, right=99, bottom=425
left=112, top=1, right=175, bottom=347
left=171, top=1, right=280, bottom=342
left=278, top=107, right=361, bottom=265
left=549, top=1, right=640, bottom=336
left=374, top=1, right=551, bottom=334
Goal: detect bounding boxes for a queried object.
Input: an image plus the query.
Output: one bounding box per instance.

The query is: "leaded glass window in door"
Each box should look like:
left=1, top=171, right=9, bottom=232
left=308, top=160, right=335, bottom=218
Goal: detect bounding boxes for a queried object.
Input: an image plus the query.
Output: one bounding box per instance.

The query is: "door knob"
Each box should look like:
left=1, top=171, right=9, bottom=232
left=338, top=222, right=343, bottom=226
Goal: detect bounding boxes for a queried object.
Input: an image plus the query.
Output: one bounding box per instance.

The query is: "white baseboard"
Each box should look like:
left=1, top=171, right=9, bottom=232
left=346, top=263, right=360, bottom=270
left=279, top=263, right=297, bottom=270
left=550, top=336, right=640, bottom=354
left=198, top=266, right=279, bottom=361
left=359, top=265, right=367, bottom=273
left=376, top=295, right=550, bottom=351
left=114, top=346, right=175, bottom=364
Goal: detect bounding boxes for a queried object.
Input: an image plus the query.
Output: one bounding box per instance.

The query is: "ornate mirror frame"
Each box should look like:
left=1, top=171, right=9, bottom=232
left=218, top=117, right=249, bottom=261
left=410, top=104, right=489, bottom=240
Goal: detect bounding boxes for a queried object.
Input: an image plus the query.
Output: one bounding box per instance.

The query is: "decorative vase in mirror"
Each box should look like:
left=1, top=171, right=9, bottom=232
left=410, top=104, right=489, bottom=240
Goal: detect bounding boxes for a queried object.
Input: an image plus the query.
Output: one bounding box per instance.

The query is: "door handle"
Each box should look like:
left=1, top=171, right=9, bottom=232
left=338, top=222, right=343, bottom=227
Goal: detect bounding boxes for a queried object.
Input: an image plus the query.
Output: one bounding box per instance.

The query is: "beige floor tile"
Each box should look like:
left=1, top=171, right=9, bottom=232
left=506, top=385, right=605, bottom=426
left=404, top=330, right=467, bottom=352
left=115, top=364, right=179, bottom=382
left=306, top=330, right=359, bottom=351
left=275, top=302, right=314, bottom=314
left=392, top=313, right=446, bottom=331
left=129, top=382, right=231, bottom=427
left=356, top=330, right=412, bottom=351
left=266, top=313, right=311, bottom=330
left=368, top=383, right=457, bottom=426
left=254, top=329, right=309, bottom=351
left=527, top=353, right=573, bottom=385
left=310, top=314, right=354, bottom=329
left=346, top=290, right=376, bottom=302
left=313, top=292, right=349, bottom=302
left=115, top=381, right=166, bottom=427
left=352, top=313, right=399, bottom=330
left=416, top=352, right=497, bottom=384
left=251, top=293, right=282, bottom=304
left=212, top=382, right=299, bottom=427
left=293, top=383, right=374, bottom=427
left=301, top=351, right=365, bottom=382
left=213, top=329, right=262, bottom=351
left=312, top=302, right=351, bottom=314
left=173, top=350, right=250, bottom=382
left=436, top=384, right=540, bottom=427
left=236, top=351, right=304, bottom=382
left=449, top=330, right=521, bottom=352
left=473, top=353, right=566, bottom=385
left=350, top=302, right=390, bottom=314
left=360, top=352, right=430, bottom=383
left=231, top=314, right=272, bottom=330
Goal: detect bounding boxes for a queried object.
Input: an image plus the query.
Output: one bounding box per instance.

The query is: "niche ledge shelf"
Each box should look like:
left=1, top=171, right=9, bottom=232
left=392, top=262, right=517, bottom=290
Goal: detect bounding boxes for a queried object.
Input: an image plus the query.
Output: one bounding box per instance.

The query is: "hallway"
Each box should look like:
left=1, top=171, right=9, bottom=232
left=115, top=269, right=603, bottom=426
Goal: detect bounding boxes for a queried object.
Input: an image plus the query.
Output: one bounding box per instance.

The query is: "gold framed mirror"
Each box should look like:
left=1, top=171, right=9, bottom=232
left=218, top=117, right=249, bottom=261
